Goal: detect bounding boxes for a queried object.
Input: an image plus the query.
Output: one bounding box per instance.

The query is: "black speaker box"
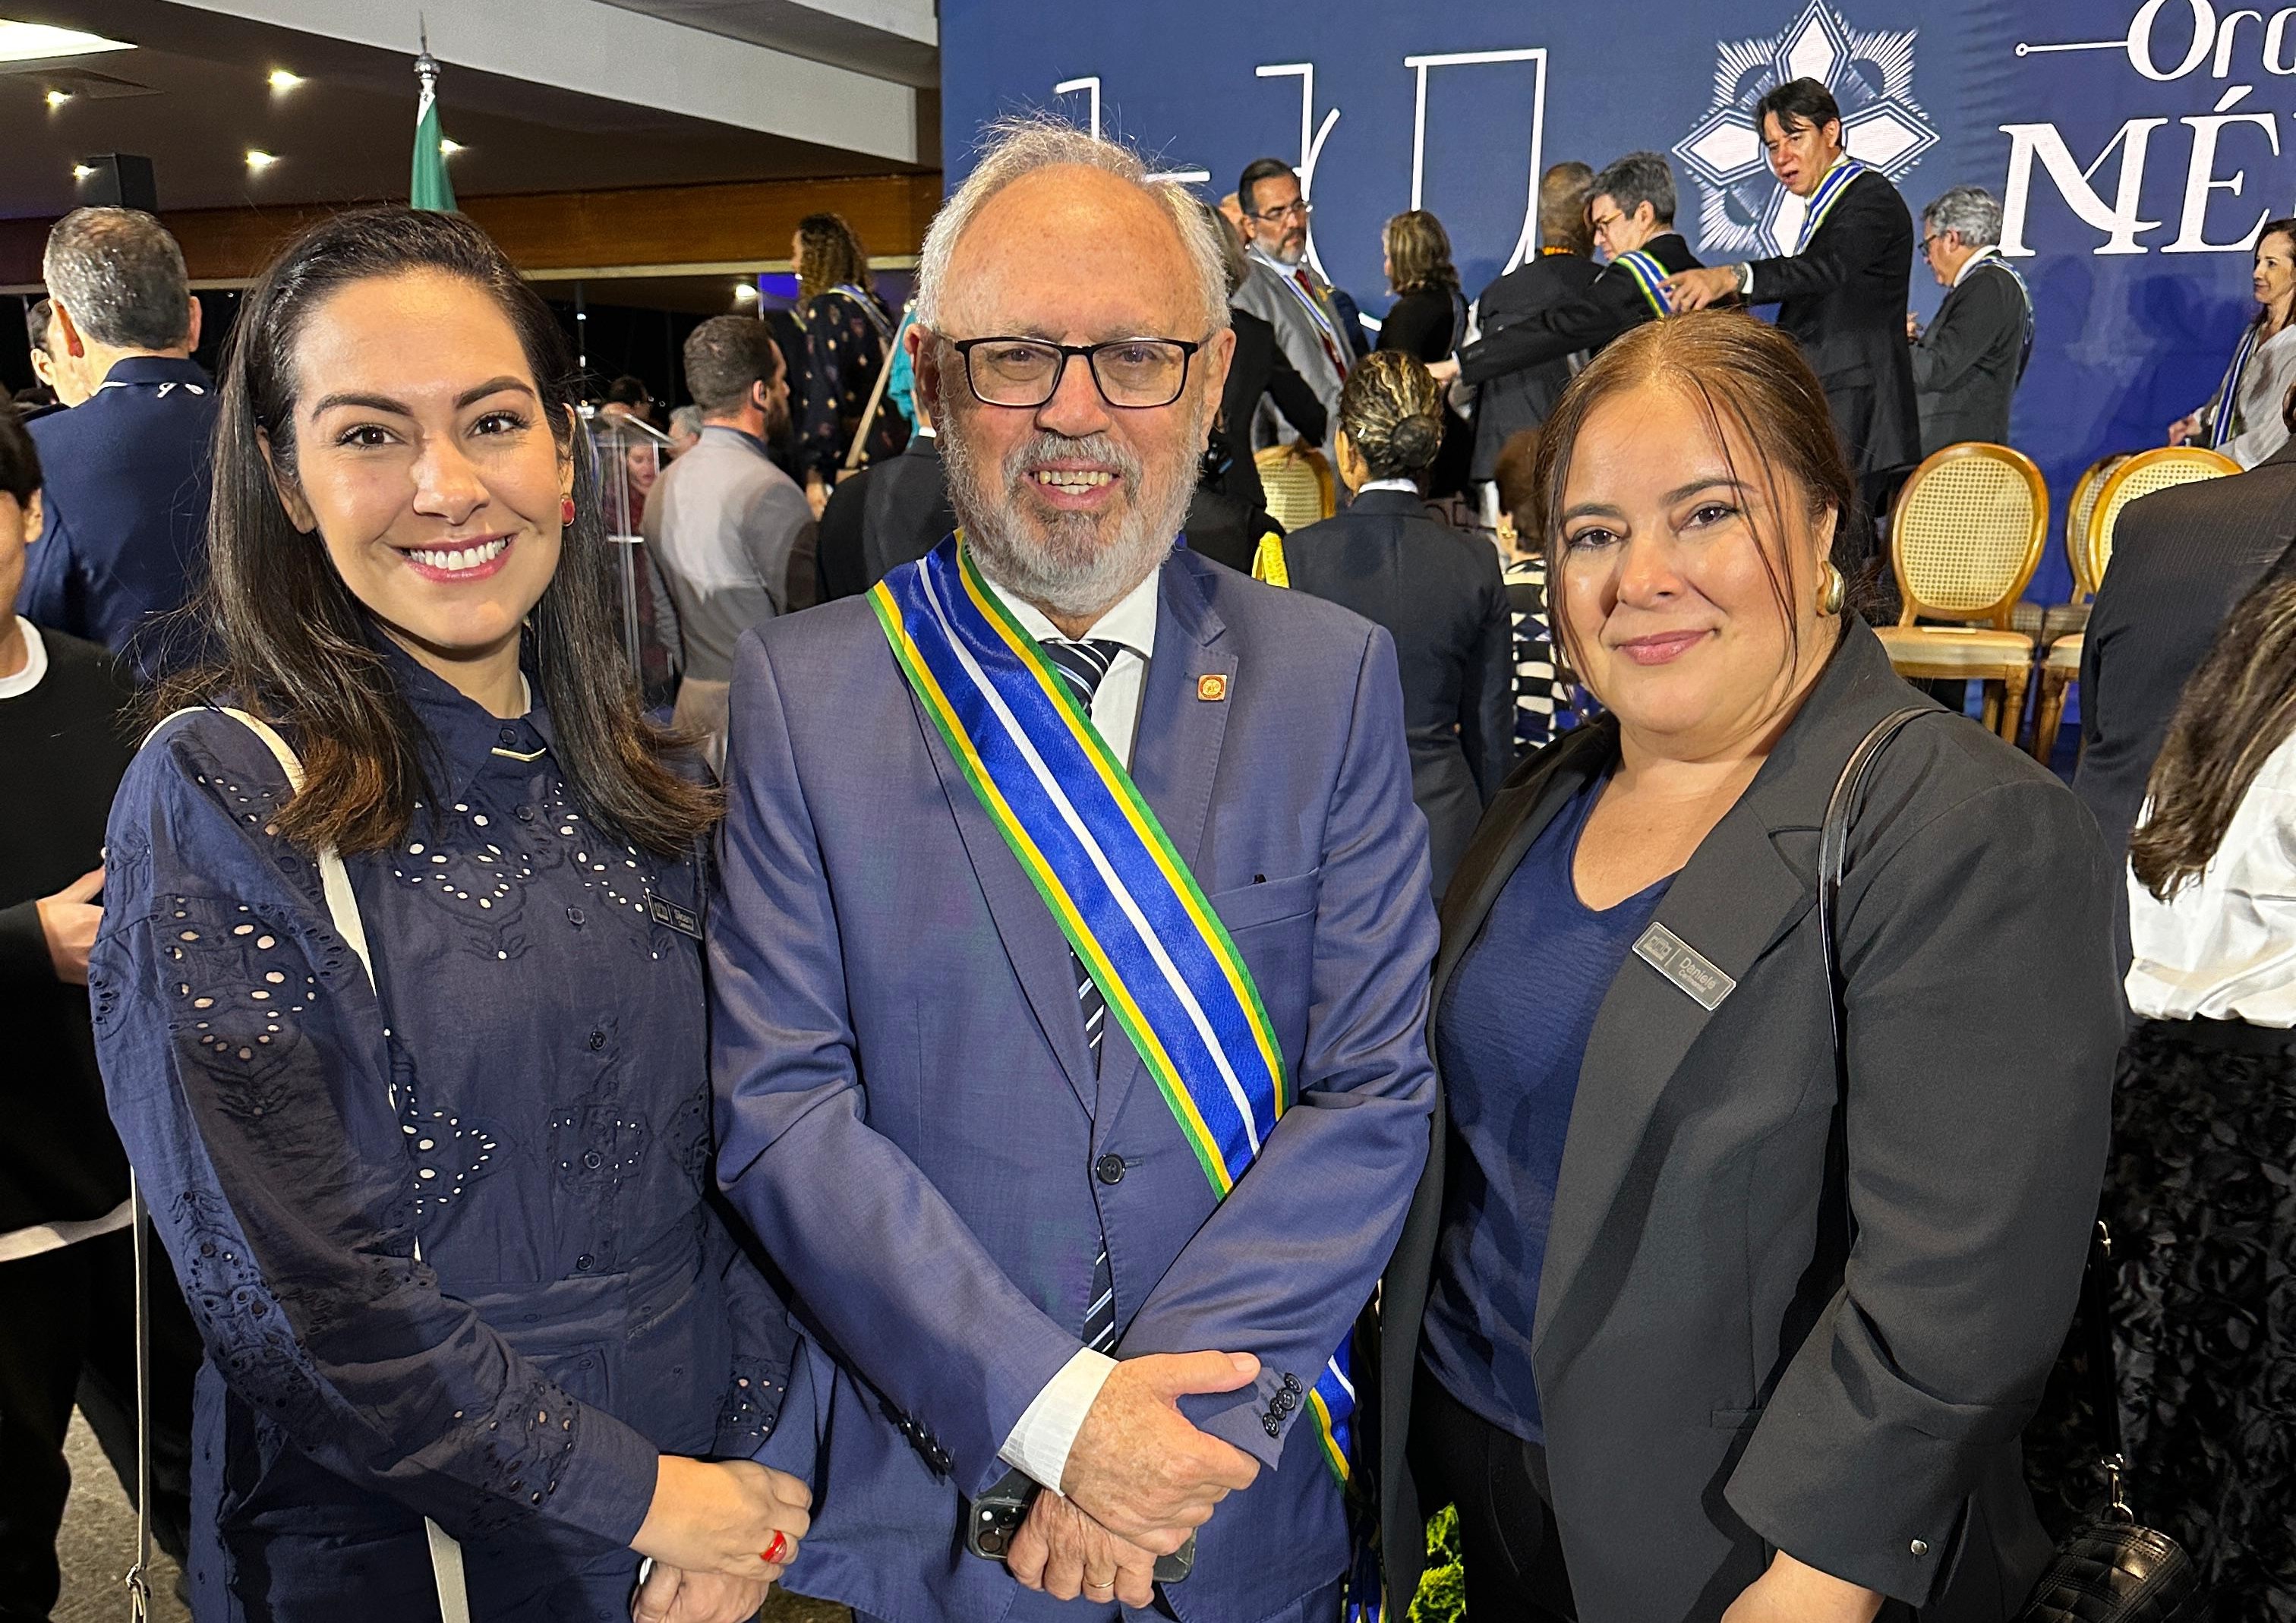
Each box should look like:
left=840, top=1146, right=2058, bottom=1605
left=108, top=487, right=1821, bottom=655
left=77, top=154, right=158, bottom=213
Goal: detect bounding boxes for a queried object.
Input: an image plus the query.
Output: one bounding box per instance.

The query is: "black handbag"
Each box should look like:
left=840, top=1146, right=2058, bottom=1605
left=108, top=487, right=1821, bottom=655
left=1818, top=709, right=2200, bottom=1623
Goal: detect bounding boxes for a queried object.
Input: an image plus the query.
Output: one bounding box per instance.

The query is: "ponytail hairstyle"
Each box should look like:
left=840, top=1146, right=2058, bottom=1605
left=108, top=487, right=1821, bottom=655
left=2130, top=572, right=2296, bottom=899
left=1528, top=310, right=1869, bottom=685
left=151, top=204, right=720, bottom=858
left=1339, top=350, right=1444, bottom=483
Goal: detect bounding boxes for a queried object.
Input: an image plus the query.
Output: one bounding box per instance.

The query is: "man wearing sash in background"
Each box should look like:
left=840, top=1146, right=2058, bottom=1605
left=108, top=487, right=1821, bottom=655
left=711, top=117, right=1437, bottom=1623
left=1663, top=78, right=1922, bottom=522
left=1232, top=158, right=1351, bottom=456
left=1433, top=152, right=1703, bottom=408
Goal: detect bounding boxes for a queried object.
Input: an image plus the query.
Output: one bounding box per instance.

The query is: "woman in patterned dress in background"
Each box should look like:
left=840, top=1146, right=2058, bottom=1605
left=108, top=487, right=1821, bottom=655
left=790, top=211, right=906, bottom=516
left=91, top=206, right=810, bottom=1623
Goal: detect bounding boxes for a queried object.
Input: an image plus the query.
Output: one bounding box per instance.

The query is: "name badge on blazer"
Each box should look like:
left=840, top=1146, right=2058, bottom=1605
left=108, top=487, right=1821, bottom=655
left=1633, top=922, right=1736, bottom=1011
left=646, top=891, right=703, bottom=940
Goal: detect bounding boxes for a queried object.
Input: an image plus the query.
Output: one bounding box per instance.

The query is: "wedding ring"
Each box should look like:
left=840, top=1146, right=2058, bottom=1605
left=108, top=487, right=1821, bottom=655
left=761, top=1530, right=790, bottom=1564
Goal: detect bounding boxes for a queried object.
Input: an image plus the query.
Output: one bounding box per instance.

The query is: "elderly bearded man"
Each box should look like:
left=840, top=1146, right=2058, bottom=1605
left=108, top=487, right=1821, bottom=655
left=711, top=120, right=1439, bottom=1623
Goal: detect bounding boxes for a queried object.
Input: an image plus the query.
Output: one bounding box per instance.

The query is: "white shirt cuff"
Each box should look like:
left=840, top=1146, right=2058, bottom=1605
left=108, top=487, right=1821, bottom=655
left=998, top=1347, right=1118, bottom=1492
left=1739, top=263, right=1756, bottom=298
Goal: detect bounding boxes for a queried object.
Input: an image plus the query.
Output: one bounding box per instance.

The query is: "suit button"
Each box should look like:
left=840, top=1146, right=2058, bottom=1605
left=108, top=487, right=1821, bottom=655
left=1095, top=1154, right=1126, bottom=1185
left=574, top=1253, right=594, bottom=1272
left=582, top=1150, right=603, bottom=1170
left=1263, top=1417, right=1281, bottom=1437
left=1282, top=1373, right=1301, bottom=1393
left=1910, top=1539, right=1929, bottom=1558
left=1273, top=1391, right=1295, bottom=1413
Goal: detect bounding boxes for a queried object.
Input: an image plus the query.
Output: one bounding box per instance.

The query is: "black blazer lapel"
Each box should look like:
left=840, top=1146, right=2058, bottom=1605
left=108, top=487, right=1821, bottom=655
left=899, top=646, right=1100, bottom=1114
left=1095, top=553, right=1238, bottom=1127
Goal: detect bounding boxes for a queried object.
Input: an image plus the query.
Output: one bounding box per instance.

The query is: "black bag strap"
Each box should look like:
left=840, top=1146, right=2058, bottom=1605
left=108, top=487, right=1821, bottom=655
left=1818, top=705, right=1932, bottom=1067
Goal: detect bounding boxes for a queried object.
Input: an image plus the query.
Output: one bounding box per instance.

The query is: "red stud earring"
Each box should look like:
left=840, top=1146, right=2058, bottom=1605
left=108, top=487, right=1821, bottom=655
left=560, top=496, right=576, bottom=528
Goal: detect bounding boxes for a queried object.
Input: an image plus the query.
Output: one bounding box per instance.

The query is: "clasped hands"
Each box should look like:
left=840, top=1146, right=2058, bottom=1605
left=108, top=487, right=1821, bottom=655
left=1007, top=1350, right=1263, bottom=1608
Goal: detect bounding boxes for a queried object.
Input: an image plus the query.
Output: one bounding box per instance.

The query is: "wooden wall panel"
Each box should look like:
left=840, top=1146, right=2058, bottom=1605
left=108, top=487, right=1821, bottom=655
left=1, top=172, right=943, bottom=287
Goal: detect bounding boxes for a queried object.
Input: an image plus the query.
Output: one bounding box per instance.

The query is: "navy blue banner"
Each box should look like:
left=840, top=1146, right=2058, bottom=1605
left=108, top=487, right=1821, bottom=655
left=943, top=0, right=2284, bottom=603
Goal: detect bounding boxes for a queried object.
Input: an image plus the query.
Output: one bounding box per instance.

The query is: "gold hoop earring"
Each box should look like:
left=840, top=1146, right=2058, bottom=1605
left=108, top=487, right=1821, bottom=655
left=1818, top=560, right=1847, bottom=616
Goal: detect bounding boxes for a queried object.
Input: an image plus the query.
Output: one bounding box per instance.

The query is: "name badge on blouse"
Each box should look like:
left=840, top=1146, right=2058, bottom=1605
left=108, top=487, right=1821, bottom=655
left=647, top=891, right=703, bottom=940
left=1633, top=922, right=1736, bottom=1011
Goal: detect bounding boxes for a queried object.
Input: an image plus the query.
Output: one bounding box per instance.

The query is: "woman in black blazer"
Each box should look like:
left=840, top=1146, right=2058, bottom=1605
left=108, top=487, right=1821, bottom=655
left=1374, top=312, right=2122, bottom=1623
left=1277, top=351, right=1512, bottom=897
left=1376, top=210, right=1473, bottom=498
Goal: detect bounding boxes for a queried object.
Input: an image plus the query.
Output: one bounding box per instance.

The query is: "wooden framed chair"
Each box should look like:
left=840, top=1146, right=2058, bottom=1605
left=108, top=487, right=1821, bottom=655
left=1875, top=443, right=2049, bottom=742
left=2014, top=452, right=2127, bottom=647
left=1254, top=443, right=1335, bottom=532
left=2028, top=446, right=2241, bottom=759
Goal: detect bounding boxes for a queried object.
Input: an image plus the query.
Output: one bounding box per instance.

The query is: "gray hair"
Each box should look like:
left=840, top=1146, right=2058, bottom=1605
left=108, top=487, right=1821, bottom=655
left=43, top=207, right=191, bottom=351
left=1590, top=152, right=1677, bottom=228
left=668, top=405, right=705, bottom=437
left=916, top=117, right=1229, bottom=339
left=1922, top=185, right=2003, bottom=250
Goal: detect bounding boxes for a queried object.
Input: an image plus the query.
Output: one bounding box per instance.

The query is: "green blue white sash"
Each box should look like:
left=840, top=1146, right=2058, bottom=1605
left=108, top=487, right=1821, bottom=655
left=2209, top=321, right=2263, bottom=452
left=1793, top=156, right=1872, bottom=254
left=869, top=537, right=1358, bottom=1486
left=1612, top=248, right=1673, bottom=316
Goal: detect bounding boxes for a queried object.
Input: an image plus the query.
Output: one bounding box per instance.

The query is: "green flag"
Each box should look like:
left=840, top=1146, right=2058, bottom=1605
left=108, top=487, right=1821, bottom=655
left=411, top=50, right=456, bottom=212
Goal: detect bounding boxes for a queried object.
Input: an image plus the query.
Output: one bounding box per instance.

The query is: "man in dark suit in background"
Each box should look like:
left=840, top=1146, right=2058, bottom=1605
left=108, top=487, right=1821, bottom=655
left=1440, top=162, right=1597, bottom=487
left=815, top=391, right=959, bottom=600
left=20, top=208, right=216, bottom=679
left=1664, top=79, right=1921, bottom=495
left=2076, top=411, right=2296, bottom=966
left=1910, top=185, right=2033, bottom=455
left=1437, top=152, right=1702, bottom=465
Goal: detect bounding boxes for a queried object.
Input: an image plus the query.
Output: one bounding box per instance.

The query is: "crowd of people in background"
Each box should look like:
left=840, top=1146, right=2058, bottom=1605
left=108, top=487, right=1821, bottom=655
left=1, top=78, right=2291, bottom=1623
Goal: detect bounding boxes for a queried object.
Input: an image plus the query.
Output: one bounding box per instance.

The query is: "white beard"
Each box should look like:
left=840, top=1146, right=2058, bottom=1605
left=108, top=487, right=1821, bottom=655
left=940, top=405, right=1203, bottom=620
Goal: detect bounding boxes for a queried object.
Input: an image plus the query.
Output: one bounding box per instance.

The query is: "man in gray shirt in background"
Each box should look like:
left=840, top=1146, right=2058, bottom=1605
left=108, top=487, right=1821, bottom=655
left=645, top=314, right=818, bottom=763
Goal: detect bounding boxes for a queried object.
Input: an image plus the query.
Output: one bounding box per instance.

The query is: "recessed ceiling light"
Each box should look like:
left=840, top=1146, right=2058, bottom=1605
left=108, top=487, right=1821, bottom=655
left=267, top=68, right=302, bottom=90
left=0, top=20, right=135, bottom=64
left=438, top=137, right=464, bottom=156
left=733, top=283, right=758, bottom=302
left=71, top=162, right=94, bottom=180
left=244, top=149, right=278, bottom=170
left=44, top=88, right=70, bottom=108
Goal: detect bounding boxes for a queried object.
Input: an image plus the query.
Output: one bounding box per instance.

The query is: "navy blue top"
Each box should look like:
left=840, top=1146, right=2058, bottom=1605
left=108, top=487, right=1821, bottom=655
left=90, top=642, right=790, bottom=1615
left=20, top=356, right=217, bottom=677
left=1420, top=776, right=1670, bottom=1443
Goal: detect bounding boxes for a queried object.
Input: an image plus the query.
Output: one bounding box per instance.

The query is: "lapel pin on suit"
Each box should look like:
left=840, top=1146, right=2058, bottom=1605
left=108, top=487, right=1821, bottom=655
left=1197, top=673, right=1228, bottom=702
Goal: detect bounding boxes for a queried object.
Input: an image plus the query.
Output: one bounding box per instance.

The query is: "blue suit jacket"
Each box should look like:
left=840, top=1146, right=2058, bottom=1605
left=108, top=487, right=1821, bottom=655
left=20, top=356, right=216, bottom=676
left=711, top=547, right=1438, bottom=1622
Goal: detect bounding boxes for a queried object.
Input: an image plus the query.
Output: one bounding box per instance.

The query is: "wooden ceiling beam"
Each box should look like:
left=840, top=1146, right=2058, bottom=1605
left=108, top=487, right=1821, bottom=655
left=0, top=172, right=944, bottom=289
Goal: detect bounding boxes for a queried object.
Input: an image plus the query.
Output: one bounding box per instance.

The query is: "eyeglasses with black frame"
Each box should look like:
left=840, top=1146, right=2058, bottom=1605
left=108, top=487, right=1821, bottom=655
left=949, top=336, right=1204, bottom=410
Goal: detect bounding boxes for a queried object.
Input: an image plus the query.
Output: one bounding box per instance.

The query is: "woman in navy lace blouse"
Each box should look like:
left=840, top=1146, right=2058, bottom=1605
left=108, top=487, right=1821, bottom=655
left=790, top=212, right=906, bottom=513
left=90, top=208, right=812, bottom=1623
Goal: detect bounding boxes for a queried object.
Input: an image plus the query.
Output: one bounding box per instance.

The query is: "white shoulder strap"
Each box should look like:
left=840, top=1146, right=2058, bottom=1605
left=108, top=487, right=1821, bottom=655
left=139, top=705, right=470, bottom=1623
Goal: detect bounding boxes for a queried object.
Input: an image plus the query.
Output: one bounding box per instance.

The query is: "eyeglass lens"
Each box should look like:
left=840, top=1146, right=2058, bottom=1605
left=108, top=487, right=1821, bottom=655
left=967, top=340, right=1190, bottom=408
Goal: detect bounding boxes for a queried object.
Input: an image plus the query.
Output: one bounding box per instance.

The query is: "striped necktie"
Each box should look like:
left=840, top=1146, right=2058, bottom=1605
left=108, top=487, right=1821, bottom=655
left=1038, top=636, right=1127, bottom=1351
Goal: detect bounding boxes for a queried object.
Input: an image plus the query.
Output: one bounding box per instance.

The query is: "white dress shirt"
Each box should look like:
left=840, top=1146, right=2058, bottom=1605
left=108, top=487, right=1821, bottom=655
left=2126, top=731, right=2296, bottom=1027
left=1953, top=244, right=2003, bottom=287
left=971, top=559, right=1162, bottom=1489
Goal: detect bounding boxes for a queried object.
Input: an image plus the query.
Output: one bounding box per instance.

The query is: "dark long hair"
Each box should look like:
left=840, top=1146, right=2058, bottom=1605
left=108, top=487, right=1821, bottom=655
left=1527, top=310, right=1869, bottom=685
left=2130, top=573, right=2296, bottom=899
left=794, top=212, right=874, bottom=304
left=152, top=206, right=718, bottom=856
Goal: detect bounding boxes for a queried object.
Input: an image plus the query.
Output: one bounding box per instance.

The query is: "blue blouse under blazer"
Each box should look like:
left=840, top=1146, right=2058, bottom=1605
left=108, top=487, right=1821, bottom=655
left=90, top=646, right=791, bottom=1621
